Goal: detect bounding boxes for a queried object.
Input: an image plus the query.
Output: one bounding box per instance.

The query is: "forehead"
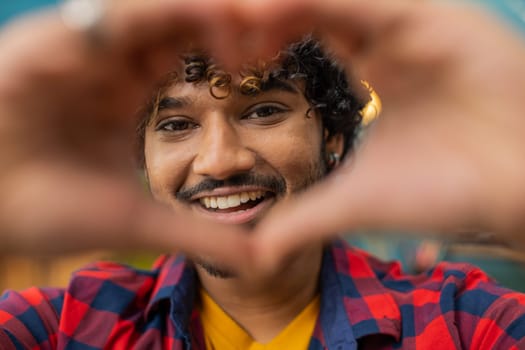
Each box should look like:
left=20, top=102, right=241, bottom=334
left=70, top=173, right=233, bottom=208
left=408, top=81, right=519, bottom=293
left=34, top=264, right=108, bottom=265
left=156, top=73, right=304, bottom=110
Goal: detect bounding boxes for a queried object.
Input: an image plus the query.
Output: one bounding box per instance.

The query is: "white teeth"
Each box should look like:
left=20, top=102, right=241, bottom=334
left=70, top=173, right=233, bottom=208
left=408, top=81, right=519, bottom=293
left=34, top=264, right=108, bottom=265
left=227, top=195, right=241, bottom=207
left=217, top=197, right=228, bottom=209
left=240, top=192, right=250, bottom=203
left=199, top=190, right=265, bottom=209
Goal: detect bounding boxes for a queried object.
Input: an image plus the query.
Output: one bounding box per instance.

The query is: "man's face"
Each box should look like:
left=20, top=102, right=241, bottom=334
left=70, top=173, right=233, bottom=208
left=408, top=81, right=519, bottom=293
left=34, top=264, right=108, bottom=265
left=144, top=76, right=329, bottom=230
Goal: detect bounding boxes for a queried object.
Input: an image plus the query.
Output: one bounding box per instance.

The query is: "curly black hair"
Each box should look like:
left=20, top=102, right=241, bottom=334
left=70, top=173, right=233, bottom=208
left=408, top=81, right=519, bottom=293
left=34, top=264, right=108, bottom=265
left=276, top=38, right=368, bottom=156
left=136, top=36, right=368, bottom=164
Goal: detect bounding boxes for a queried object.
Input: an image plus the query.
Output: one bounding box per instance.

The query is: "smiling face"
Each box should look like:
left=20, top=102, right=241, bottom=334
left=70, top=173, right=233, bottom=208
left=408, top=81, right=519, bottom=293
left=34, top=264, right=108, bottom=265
left=139, top=38, right=364, bottom=277
left=140, top=39, right=366, bottom=233
left=144, top=76, right=331, bottom=228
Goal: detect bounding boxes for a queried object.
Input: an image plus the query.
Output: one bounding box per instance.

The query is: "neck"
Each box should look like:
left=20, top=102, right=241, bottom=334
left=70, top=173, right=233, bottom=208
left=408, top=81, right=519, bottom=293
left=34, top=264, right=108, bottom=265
left=196, top=245, right=323, bottom=343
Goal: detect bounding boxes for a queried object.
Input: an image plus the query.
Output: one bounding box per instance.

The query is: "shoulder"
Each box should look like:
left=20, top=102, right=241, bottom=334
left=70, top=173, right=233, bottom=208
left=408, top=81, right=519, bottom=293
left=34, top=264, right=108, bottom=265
left=58, top=255, right=194, bottom=348
left=404, top=262, right=525, bottom=347
left=333, top=239, right=517, bottom=295
left=339, top=242, right=525, bottom=346
left=0, top=254, right=184, bottom=349
left=333, top=241, right=525, bottom=346
left=0, top=286, right=65, bottom=349
left=63, top=254, right=177, bottom=310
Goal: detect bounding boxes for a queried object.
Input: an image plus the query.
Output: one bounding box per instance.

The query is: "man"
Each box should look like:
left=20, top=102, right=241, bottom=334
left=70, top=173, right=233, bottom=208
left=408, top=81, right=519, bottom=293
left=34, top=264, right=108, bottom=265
left=3, top=23, right=525, bottom=350
left=2, top=0, right=525, bottom=349
left=2, top=35, right=362, bottom=348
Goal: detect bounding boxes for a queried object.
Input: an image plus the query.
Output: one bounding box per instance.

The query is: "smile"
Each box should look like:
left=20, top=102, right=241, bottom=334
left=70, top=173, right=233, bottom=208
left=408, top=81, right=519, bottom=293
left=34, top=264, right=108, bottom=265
left=192, top=189, right=275, bottom=224
left=199, top=190, right=265, bottom=210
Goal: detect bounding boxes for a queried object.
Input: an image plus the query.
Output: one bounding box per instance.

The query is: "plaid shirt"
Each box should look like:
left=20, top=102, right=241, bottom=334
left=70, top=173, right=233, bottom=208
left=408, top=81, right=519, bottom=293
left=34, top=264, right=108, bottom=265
left=1, top=240, right=525, bottom=349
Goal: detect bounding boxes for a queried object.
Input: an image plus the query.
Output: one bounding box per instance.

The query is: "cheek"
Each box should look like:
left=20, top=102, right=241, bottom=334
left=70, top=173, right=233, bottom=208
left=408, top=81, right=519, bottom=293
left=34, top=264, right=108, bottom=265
left=144, top=134, right=193, bottom=204
left=256, top=119, right=324, bottom=191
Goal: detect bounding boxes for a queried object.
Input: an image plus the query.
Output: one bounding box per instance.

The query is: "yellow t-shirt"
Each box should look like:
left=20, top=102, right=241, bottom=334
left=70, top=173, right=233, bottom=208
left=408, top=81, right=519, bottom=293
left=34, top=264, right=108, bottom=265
left=199, top=289, right=320, bottom=350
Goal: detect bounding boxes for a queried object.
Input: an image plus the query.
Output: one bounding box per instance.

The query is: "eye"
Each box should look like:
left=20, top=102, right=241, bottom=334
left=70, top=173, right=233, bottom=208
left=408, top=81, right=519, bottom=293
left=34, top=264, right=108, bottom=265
left=155, top=118, right=199, bottom=132
left=242, top=104, right=288, bottom=120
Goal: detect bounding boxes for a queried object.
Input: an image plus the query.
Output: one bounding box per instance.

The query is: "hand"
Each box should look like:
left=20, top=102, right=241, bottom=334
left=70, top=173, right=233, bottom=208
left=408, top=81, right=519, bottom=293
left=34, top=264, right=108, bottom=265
left=240, top=0, right=525, bottom=268
left=0, top=0, right=251, bottom=261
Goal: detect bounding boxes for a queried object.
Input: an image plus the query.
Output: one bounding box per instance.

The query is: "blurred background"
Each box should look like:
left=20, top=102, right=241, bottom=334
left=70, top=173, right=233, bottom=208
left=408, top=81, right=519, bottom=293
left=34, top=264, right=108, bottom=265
left=0, top=0, right=57, bottom=24
left=1, top=0, right=525, bottom=293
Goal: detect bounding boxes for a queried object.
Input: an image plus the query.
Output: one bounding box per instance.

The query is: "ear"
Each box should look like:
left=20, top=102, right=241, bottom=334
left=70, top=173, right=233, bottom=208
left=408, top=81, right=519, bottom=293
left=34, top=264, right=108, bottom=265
left=324, top=130, right=344, bottom=156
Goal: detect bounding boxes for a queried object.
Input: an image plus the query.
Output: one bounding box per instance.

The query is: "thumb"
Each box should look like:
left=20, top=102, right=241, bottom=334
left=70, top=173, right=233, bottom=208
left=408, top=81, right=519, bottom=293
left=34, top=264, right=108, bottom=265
left=1, top=167, right=251, bottom=268
left=251, top=166, right=361, bottom=272
left=251, top=124, right=479, bottom=272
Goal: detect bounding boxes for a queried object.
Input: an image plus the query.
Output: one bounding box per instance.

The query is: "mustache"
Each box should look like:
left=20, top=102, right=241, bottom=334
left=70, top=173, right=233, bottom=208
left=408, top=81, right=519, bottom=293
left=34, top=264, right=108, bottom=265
left=175, top=173, right=287, bottom=202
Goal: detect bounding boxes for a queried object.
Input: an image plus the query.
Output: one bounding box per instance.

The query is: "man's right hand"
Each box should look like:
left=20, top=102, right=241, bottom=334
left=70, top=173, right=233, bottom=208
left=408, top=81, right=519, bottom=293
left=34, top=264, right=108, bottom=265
left=2, top=0, right=525, bottom=276
left=240, top=0, right=525, bottom=270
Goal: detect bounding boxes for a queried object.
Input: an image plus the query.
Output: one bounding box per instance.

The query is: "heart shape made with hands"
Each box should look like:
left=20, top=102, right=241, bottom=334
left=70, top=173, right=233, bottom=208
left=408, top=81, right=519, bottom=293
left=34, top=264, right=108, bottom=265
left=0, top=0, right=524, bottom=274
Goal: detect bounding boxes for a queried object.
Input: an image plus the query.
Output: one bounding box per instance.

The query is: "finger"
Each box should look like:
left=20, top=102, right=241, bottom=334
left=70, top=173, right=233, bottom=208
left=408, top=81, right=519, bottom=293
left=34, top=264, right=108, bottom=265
left=232, top=0, right=317, bottom=61
left=101, top=0, right=238, bottom=53
left=233, top=0, right=410, bottom=56
left=0, top=164, right=252, bottom=268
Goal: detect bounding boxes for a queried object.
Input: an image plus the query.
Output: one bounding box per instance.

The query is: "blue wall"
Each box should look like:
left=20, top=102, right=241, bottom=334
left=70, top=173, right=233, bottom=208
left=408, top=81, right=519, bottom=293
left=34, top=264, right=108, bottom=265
left=478, top=0, right=525, bottom=34
left=0, top=0, right=58, bottom=26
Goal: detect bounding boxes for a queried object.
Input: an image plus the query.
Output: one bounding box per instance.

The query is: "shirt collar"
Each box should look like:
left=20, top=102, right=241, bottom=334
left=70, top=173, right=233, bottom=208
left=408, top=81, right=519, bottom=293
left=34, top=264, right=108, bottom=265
left=145, top=254, right=197, bottom=323
left=144, top=240, right=402, bottom=345
left=323, top=240, right=402, bottom=343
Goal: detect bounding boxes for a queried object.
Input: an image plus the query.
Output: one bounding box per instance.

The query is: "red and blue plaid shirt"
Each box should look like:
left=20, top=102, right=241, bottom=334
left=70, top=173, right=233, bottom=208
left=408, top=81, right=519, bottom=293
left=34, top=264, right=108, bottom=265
left=1, top=240, right=525, bottom=349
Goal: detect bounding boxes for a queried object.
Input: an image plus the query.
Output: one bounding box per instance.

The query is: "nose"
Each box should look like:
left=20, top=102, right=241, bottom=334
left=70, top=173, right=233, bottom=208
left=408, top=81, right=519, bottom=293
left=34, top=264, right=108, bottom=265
left=192, top=116, right=256, bottom=180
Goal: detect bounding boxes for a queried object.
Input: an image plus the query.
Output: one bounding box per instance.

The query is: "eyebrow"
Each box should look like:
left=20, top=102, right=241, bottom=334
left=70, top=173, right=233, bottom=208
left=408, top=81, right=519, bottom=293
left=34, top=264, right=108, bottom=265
left=157, top=96, right=192, bottom=111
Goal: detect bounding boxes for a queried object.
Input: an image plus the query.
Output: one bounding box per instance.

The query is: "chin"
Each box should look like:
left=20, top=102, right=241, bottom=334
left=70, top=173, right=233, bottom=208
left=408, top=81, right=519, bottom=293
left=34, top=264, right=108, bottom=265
left=192, top=256, right=237, bottom=279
